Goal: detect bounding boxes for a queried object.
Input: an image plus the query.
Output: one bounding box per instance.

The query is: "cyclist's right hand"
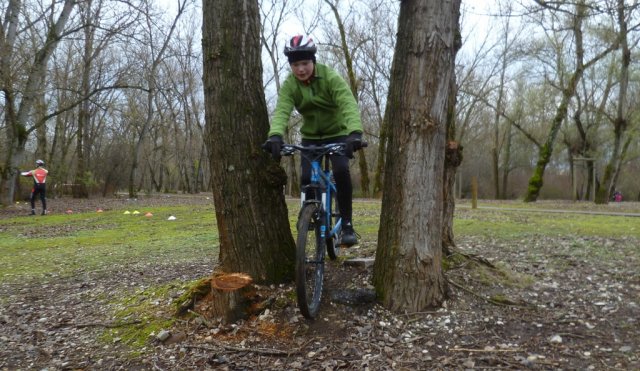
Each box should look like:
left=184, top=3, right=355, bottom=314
left=262, top=135, right=283, bottom=161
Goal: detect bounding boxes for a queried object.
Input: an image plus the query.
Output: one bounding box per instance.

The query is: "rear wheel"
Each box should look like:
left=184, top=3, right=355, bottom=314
left=295, top=203, right=325, bottom=319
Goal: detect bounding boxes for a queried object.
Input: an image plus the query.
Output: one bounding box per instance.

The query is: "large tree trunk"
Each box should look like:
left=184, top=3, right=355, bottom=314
left=373, top=0, right=461, bottom=312
left=202, top=0, right=296, bottom=322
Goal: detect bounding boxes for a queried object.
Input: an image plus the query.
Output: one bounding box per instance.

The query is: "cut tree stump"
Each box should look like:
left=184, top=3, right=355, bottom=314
left=209, top=272, right=255, bottom=323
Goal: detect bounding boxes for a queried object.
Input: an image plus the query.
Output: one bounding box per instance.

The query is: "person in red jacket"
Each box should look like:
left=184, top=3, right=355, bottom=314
left=21, top=159, right=48, bottom=215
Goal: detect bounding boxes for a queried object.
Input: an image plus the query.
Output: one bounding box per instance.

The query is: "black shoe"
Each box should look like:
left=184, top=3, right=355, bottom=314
left=340, top=224, right=358, bottom=246
left=30, top=210, right=36, bottom=216
left=41, top=210, right=47, bottom=215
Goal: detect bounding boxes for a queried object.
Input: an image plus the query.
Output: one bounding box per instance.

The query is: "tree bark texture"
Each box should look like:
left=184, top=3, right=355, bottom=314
left=442, top=141, right=462, bottom=256
left=202, top=0, right=295, bottom=291
left=373, top=0, right=461, bottom=312
left=442, top=42, right=462, bottom=256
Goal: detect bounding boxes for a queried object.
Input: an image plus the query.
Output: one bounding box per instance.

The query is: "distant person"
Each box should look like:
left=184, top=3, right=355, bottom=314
left=263, top=34, right=364, bottom=246
left=613, top=190, right=622, bottom=202
left=21, top=160, right=48, bottom=215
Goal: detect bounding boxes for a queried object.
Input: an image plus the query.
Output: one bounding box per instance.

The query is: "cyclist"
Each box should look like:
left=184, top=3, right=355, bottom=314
left=264, top=34, right=364, bottom=246
left=21, top=159, right=49, bottom=215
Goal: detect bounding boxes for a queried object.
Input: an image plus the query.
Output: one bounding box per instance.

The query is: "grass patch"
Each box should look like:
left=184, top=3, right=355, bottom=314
left=100, top=281, right=190, bottom=352
left=453, top=208, right=640, bottom=239
left=0, top=205, right=219, bottom=283
left=3, top=199, right=638, bottom=284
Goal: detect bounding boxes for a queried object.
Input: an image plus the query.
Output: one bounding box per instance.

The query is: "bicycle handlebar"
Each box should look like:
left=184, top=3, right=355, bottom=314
left=279, top=141, right=368, bottom=157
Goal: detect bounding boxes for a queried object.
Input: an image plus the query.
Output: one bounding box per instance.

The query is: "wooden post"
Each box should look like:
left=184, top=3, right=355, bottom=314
left=572, top=158, right=577, bottom=202
left=592, top=167, right=596, bottom=202
left=471, top=176, right=478, bottom=209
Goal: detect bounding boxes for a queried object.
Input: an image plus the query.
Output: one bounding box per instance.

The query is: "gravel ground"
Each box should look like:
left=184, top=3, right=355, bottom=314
left=1, top=196, right=638, bottom=370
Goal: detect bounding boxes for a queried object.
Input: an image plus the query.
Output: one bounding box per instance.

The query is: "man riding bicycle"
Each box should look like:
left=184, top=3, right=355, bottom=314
left=264, top=34, right=364, bottom=246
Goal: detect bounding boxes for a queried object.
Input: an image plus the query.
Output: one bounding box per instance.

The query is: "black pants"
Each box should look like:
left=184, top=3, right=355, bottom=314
left=300, top=137, right=353, bottom=225
left=30, top=183, right=47, bottom=211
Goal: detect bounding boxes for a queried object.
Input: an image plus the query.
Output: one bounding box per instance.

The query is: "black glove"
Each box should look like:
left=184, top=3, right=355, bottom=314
left=263, top=135, right=283, bottom=161
left=345, top=132, right=363, bottom=159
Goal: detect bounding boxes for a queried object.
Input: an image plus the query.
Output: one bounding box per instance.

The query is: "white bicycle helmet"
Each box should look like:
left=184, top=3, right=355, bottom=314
left=284, top=35, right=317, bottom=63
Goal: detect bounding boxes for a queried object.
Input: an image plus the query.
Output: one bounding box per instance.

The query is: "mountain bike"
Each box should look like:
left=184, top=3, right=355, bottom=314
left=279, top=142, right=365, bottom=319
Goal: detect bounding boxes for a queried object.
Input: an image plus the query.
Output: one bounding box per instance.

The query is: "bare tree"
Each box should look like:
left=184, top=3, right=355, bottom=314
left=127, top=0, right=191, bottom=198
left=373, top=0, right=461, bottom=312
left=595, top=0, right=639, bottom=203
left=0, top=0, right=77, bottom=206
left=357, top=1, right=397, bottom=197
left=163, top=16, right=207, bottom=193
left=73, top=0, right=140, bottom=197
left=490, top=2, right=523, bottom=199
left=322, top=0, right=370, bottom=196
left=523, top=0, right=617, bottom=202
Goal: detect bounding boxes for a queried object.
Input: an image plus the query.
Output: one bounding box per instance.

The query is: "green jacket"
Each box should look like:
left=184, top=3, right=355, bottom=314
left=268, top=63, right=363, bottom=140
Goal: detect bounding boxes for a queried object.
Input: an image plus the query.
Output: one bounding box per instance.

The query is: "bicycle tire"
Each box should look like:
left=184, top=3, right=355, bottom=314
left=326, top=191, right=340, bottom=260
left=296, top=203, right=325, bottom=319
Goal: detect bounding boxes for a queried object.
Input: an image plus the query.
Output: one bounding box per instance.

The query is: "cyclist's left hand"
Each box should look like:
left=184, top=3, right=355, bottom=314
left=345, top=132, right=363, bottom=159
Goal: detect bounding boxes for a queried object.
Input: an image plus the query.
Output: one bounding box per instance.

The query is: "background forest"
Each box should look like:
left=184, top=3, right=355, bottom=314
left=1, top=0, right=639, bottom=206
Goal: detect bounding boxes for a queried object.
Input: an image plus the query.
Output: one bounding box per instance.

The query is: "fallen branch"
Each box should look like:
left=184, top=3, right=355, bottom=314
left=185, top=342, right=294, bottom=357
left=556, top=332, right=599, bottom=339
left=451, top=347, right=520, bottom=353
left=51, top=319, right=143, bottom=329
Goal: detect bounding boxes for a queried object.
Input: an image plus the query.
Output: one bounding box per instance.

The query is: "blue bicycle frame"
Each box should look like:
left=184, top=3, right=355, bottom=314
left=307, top=158, right=342, bottom=242
left=283, top=143, right=345, bottom=247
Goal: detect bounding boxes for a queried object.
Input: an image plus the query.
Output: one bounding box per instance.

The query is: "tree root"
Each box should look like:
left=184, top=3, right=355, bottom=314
left=445, top=248, right=497, bottom=269
left=447, top=279, right=530, bottom=308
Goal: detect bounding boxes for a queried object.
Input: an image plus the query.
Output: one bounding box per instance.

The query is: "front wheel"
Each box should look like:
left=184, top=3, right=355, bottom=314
left=295, top=203, right=325, bottom=319
left=326, top=191, right=340, bottom=260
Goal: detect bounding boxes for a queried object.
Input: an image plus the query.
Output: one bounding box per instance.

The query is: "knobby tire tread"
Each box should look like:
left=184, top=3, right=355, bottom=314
left=296, top=203, right=325, bottom=319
